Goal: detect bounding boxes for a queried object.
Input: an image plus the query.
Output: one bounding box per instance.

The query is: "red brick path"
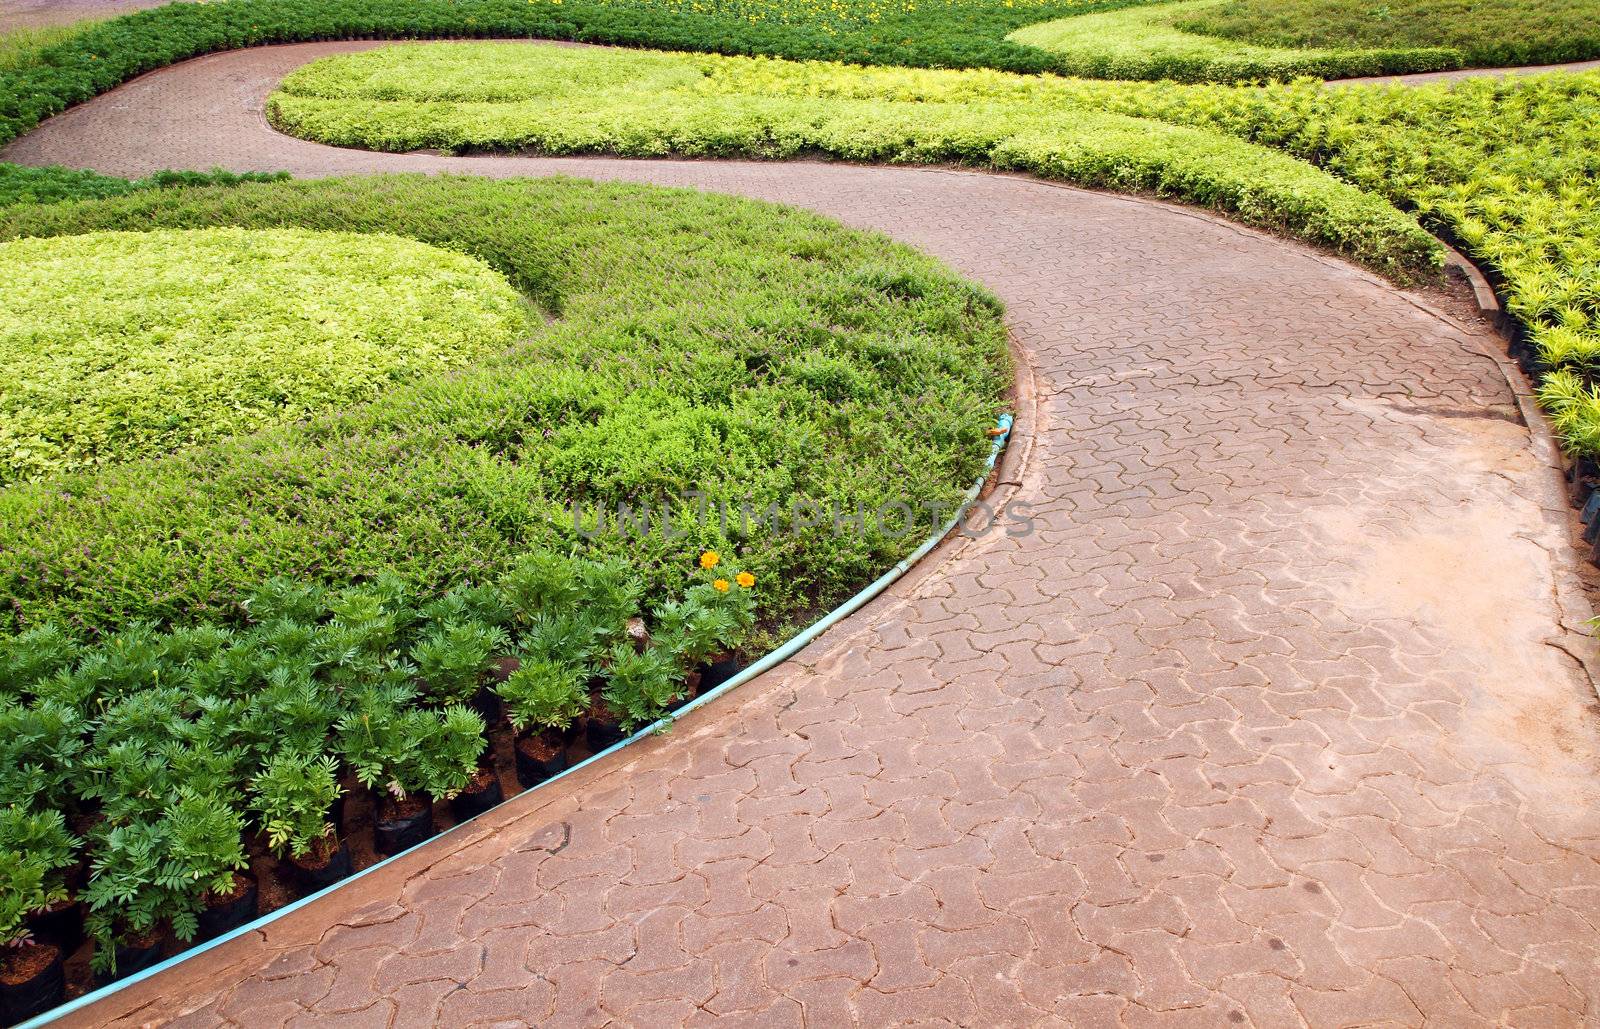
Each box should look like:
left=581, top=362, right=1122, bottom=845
left=7, top=42, right=1600, bottom=1028
left=1334, top=57, right=1600, bottom=85
left=0, top=0, right=162, bottom=32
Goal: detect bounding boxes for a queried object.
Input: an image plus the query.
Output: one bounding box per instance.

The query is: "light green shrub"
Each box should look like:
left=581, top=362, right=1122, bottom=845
left=269, top=43, right=1439, bottom=274
left=0, top=227, right=532, bottom=483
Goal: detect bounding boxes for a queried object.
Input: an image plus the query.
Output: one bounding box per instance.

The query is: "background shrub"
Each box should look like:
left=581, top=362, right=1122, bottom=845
left=1006, top=0, right=1459, bottom=82
left=1177, top=0, right=1600, bottom=68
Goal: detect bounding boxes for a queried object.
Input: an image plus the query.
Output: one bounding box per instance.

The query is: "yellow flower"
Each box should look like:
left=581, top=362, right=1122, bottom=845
left=700, top=550, right=721, bottom=570
left=713, top=579, right=730, bottom=593
left=736, top=571, right=755, bottom=588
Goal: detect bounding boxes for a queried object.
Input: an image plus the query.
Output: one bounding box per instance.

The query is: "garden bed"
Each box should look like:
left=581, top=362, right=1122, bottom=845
left=0, top=174, right=1010, bottom=633
left=0, top=172, right=1011, bottom=1021
left=1, top=545, right=766, bottom=1017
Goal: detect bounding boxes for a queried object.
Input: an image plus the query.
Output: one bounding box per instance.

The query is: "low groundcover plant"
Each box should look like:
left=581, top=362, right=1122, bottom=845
left=0, top=226, right=532, bottom=484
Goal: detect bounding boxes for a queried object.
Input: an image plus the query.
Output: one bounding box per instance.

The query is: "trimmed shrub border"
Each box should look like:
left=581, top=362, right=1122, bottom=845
left=12, top=413, right=1015, bottom=1029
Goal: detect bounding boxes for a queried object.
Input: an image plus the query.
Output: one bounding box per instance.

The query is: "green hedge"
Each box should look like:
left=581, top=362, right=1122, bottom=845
left=267, top=42, right=1440, bottom=275
left=0, top=163, right=286, bottom=208
left=0, top=173, right=1010, bottom=635
left=1, top=226, right=532, bottom=483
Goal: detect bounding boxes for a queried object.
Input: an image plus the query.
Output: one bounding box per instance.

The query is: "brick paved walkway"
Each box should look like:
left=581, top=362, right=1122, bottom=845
left=8, top=42, right=1600, bottom=1028
left=0, top=0, right=160, bottom=32
left=1335, top=57, right=1600, bottom=85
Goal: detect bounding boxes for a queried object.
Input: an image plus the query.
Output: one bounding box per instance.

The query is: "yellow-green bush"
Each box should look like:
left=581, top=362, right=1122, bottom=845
left=269, top=43, right=1440, bottom=275
left=0, top=227, right=532, bottom=483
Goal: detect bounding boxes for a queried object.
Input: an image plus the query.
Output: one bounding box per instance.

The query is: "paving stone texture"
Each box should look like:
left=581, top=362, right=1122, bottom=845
left=6, top=40, right=1600, bottom=1029
left=0, top=0, right=163, bottom=32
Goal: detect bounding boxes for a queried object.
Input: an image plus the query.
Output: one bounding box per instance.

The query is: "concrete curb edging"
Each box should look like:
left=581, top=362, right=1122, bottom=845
left=1434, top=239, right=1600, bottom=693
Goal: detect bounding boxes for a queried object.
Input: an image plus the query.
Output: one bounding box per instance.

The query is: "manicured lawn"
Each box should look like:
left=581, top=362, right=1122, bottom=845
left=1, top=226, right=532, bottom=483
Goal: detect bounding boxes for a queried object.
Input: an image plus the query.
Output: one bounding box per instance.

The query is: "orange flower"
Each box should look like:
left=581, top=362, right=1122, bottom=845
left=736, top=571, right=755, bottom=588
left=700, top=550, right=721, bottom=570
left=713, top=578, right=730, bottom=593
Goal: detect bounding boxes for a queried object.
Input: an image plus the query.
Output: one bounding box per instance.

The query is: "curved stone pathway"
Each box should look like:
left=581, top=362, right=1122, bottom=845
left=0, top=0, right=133, bottom=32
left=1334, top=56, right=1600, bottom=85
left=10, top=41, right=1600, bottom=1029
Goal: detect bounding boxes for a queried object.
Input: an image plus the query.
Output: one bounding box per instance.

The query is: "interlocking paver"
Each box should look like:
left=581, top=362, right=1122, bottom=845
left=9, top=39, right=1600, bottom=1029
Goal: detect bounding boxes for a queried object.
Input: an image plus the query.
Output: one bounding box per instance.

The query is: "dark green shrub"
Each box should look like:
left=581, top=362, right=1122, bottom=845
left=498, top=659, right=587, bottom=734
left=411, top=620, right=510, bottom=706
left=82, top=791, right=249, bottom=970
left=0, top=700, right=88, bottom=812
left=602, top=643, right=685, bottom=731
left=336, top=688, right=486, bottom=802
left=0, top=807, right=78, bottom=947
left=0, top=164, right=287, bottom=210
left=249, top=752, right=342, bottom=858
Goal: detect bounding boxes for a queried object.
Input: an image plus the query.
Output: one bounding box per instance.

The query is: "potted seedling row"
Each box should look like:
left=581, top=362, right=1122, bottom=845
left=338, top=693, right=486, bottom=857
left=251, top=752, right=350, bottom=891
left=499, top=659, right=585, bottom=789
left=81, top=791, right=250, bottom=985
left=0, top=810, right=78, bottom=1025
left=0, top=547, right=761, bottom=1010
